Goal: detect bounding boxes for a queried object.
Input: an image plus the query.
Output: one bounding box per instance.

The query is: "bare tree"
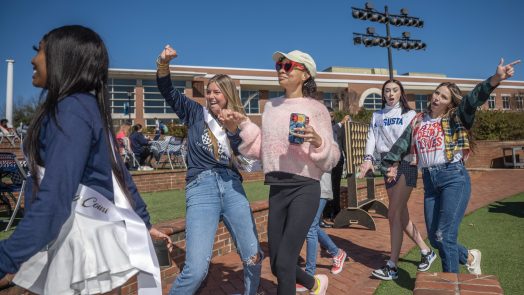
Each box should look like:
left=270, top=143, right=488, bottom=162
left=13, top=94, right=41, bottom=127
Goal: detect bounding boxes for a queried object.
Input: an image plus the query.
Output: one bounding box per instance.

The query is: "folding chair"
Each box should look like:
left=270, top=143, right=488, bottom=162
left=122, top=137, right=139, bottom=169
left=0, top=152, right=28, bottom=231
left=152, top=136, right=187, bottom=170
left=166, top=136, right=187, bottom=169
left=0, top=127, right=20, bottom=147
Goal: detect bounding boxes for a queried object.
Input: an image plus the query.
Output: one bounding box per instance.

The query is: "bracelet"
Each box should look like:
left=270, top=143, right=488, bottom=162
left=156, top=56, right=170, bottom=68
left=363, top=154, right=374, bottom=162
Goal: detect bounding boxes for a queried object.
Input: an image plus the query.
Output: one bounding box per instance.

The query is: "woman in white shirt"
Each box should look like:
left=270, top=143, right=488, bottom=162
left=359, top=79, right=434, bottom=280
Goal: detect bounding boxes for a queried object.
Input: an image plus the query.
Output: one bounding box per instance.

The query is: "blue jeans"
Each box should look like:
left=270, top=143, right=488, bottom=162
left=169, top=169, right=262, bottom=295
left=305, top=198, right=340, bottom=275
left=422, top=162, right=470, bottom=273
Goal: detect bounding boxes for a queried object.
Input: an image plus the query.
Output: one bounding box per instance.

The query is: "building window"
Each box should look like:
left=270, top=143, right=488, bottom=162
left=323, top=92, right=337, bottom=110
left=241, top=90, right=259, bottom=114
left=143, top=79, right=185, bottom=114
left=363, top=93, right=382, bottom=110
left=502, top=95, right=510, bottom=110
left=415, top=94, right=429, bottom=112
left=108, top=78, right=136, bottom=114
left=488, top=95, right=496, bottom=110
left=516, top=96, right=523, bottom=110
left=268, top=91, right=284, bottom=99
left=144, top=118, right=180, bottom=127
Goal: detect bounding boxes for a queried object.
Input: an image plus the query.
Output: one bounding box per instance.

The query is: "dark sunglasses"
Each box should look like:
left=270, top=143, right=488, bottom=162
left=275, top=60, right=306, bottom=73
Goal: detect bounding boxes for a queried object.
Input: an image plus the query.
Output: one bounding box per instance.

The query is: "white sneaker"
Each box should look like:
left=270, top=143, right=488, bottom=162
left=466, top=249, right=482, bottom=275
left=372, top=264, right=398, bottom=280
left=310, top=274, right=328, bottom=295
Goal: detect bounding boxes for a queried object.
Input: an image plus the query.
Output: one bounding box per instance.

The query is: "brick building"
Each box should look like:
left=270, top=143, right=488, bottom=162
left=108, top=65, right=524, bottom=127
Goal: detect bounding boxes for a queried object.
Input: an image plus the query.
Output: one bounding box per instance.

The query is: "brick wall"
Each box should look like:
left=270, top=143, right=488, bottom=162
left=465, top=140, right=524, bottom=168
left=131, top=170, right=265, bottom=192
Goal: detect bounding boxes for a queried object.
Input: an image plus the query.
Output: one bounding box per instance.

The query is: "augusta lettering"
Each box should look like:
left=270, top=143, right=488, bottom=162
left=375, top=117, right=403, bottom=127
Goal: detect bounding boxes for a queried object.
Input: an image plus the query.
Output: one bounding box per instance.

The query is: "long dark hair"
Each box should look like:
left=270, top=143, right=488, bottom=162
left=24, top=25, right=131, bottom=202
left=302, top=76, right=317, bottom=98
left=381, top=79, right=412, bottom=114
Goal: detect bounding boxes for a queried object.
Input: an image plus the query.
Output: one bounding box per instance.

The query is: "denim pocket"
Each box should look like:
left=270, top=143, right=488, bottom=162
left=185, top=177, right=200, bottom=191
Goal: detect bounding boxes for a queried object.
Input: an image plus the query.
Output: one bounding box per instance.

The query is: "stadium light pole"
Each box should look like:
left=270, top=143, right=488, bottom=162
left=352, top=3, right=426, bottom=80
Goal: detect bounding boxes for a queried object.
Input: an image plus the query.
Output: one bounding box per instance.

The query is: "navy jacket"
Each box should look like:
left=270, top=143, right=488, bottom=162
left=157, top=75, right=242, bottom=183
left=0, top=93, right=151, bottom=277
left=130, top=131, right=150, bottom=155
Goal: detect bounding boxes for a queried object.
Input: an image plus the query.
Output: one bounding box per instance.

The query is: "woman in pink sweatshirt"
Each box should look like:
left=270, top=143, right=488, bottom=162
left=233, top=50, right=340, bottom=295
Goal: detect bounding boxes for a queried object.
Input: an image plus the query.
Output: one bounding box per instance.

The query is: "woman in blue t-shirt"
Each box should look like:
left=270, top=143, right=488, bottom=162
left=156, top=44, right=262, bottom=295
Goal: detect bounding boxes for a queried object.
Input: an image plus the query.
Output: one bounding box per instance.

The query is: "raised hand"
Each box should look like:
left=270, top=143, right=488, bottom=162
left=491, top=58, right=521, bottom=86
left=158, top=44, right=178, bottom=64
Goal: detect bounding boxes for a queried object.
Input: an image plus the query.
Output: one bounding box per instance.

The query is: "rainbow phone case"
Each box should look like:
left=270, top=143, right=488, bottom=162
left=289, top=113, right=309, bottom=144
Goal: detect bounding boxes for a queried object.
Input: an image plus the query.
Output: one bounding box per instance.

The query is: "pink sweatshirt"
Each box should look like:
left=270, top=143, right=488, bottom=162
left=239, top=96, right=340, bottom=181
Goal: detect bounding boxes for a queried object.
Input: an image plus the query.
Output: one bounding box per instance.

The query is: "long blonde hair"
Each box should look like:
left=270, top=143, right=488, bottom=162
left=206, top=74, right=247, bottom=160
left=207, top=74, right=246, bottom=115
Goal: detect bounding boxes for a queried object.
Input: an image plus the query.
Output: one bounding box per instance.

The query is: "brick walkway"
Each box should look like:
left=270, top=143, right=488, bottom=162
left=162, top=169, right=524, bottom=295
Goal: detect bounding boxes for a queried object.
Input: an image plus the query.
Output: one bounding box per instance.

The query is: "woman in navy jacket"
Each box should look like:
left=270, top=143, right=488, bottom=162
left=0, top=25, right=170, bottom=294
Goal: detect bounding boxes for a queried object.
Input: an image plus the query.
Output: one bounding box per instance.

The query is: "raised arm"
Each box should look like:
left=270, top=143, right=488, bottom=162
left=458, top=59, right=521, bottom=129
left=156, top=44, right=201, bottom=125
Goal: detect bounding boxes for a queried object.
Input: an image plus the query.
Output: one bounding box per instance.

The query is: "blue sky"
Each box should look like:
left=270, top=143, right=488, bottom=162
left=0, top=0, right=522, bottom=115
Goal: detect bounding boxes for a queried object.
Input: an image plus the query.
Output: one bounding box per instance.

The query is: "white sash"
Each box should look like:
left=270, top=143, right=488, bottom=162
left=203, top=107, right=231, bottom=158
left=75, top=175, right=161, bottom=295
left=28, top=164, right=162, bottom=295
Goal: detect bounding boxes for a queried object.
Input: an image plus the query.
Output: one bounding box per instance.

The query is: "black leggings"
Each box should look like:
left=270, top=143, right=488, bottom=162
left=268, top=181, right=320, bottom=294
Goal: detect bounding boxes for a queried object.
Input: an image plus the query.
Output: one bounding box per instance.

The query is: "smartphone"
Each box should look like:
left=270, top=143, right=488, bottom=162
left=289, top=113, right=309, bottom=144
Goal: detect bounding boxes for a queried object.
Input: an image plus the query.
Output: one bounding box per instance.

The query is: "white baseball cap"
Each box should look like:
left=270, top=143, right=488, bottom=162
left=272, top=50, right=317, bottom=78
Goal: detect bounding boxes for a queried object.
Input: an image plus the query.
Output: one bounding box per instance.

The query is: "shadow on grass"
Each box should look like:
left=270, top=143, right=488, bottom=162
left=393, top=267, right=416, bottom=291
left=367, top=267, right=415, bottom=293
left=398, top=257, right=419, bottom=266
left=488, top=201, right=524, bottom=218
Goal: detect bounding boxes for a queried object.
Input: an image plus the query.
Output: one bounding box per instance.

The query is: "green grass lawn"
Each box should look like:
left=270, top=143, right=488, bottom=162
left=374, top=193, right=524, bottom=295
left=141, top=180, right=269, bottom=224
left=0, top=180, right=269, bottom=239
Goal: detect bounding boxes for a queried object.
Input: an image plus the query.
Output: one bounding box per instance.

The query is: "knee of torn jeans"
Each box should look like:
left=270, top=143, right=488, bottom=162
left=244, top=249, right=264, bottom=266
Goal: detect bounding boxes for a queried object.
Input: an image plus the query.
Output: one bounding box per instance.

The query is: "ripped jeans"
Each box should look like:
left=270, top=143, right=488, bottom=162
left=169, top=169, right=262, bottom=295
left=422, top=162, right=470, bottom=273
